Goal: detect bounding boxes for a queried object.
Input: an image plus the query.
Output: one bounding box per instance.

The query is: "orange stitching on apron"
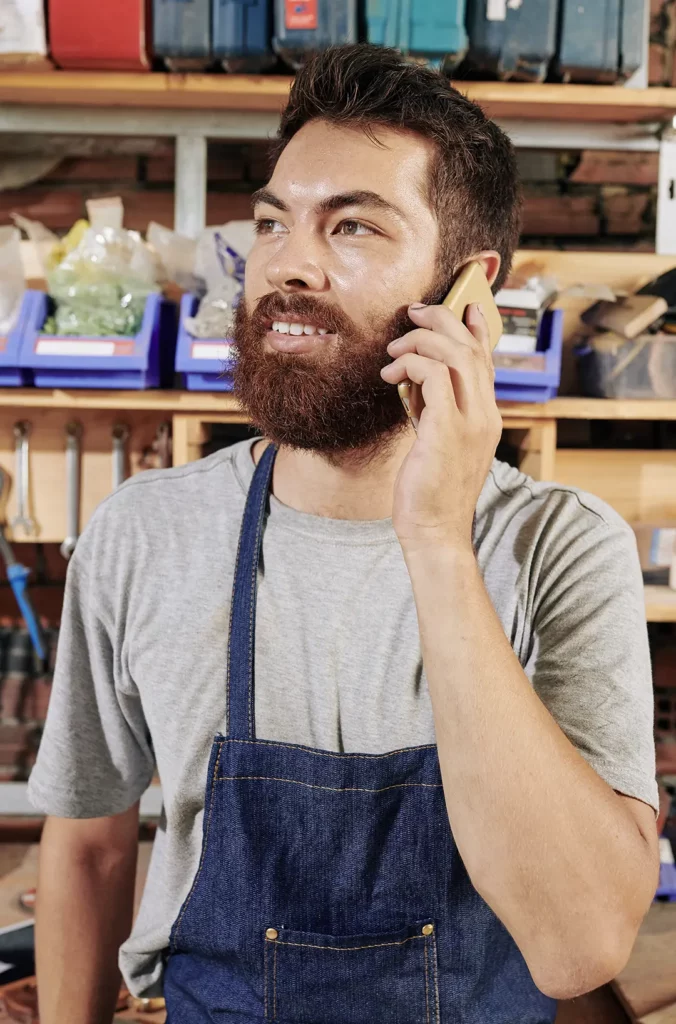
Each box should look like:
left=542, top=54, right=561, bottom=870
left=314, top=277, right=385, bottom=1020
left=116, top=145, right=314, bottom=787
left=171, top=742, right=223, bottom=950
left=223, top=738, right=438, bottom=759
left=424, top=942, right=431, bottom=1024
left=216, top=775, right=442, bottom=793
left=225, top=496, right=247, bottom=738
left=273, top=935, right=278, bottom=1020
left=431, top=932, right=441, bottom=1024
left=272, top=934, right=427, bottom=952
left=248, top=451, right=269, bottom=738
left=263, top=935, right=268, bottom=1020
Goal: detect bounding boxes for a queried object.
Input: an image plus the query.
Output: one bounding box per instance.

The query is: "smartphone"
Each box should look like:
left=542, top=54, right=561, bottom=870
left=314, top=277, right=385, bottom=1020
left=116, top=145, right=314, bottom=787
left=397, top=261, right=503, bottom=430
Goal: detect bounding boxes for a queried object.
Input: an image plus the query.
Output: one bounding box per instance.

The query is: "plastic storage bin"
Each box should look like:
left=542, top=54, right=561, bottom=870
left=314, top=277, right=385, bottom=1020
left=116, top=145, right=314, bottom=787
left=0, top=293, right=33, bottom=387
left=175, top=294, right=236, bottom=391
left=273, top=0, right=357, bottom=70
left=366, top=0, right=467, bottom=72
left=213, top=0, right=275, bottom=71
left=153, top=0, right=212, bottom=69
left=465, top=0, right=559, bottom=81
left=49, top=0, right=151, bottom=70
left=576, top=332, right=676, bottom=399
left=18, top=291, right=177, bottom=390
left=493, top=309, right=564, bottom=402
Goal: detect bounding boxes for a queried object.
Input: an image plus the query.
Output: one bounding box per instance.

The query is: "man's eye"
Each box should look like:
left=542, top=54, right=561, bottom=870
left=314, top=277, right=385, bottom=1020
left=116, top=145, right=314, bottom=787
left=254, top=218, right=286, bottom=235
left=336, top=220, right=375, bottom=236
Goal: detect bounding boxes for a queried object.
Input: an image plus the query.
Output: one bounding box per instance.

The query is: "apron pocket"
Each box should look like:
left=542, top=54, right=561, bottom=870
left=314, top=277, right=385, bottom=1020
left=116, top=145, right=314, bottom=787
left=263, top=920, right=439, bottom=1024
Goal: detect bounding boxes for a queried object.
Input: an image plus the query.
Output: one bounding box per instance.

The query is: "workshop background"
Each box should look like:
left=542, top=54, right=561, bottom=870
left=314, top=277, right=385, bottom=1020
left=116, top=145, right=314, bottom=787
left=0, top=1, right=675, bottom=1021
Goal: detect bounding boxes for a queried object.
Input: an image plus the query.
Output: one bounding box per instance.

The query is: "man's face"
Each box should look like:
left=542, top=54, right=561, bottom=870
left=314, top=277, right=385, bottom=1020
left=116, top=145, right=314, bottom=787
left=234, top=119, right=444, bottom=456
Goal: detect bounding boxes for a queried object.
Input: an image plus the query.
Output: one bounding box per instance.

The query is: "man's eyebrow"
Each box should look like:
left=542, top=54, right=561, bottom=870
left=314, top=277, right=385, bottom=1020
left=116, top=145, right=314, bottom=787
left=251, top=187, right=289, bottom=212
left=316, top=190, right=405, bottom=219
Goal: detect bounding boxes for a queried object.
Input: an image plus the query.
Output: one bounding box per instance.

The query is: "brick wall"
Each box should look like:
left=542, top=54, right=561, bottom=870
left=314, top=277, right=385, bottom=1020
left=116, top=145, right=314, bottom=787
left=0, top=138, right=660, bottom=249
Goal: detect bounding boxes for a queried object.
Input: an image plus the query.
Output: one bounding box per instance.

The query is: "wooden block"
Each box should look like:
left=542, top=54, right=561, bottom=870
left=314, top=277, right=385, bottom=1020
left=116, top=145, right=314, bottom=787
left=46, top=157, right=140, bottom=182
left=553, top=449, right=676, bottom=522
left=614, top=904, right=676, bottom=1020
left=640, top=1003, right=676, bottom=1023
left=0, top=188, right=84, bottom=231
left=603, top=190, right=652, bottom=236
left=571, top=152, right=659, bottom=187
left=521, top=194, right=600, bottom=237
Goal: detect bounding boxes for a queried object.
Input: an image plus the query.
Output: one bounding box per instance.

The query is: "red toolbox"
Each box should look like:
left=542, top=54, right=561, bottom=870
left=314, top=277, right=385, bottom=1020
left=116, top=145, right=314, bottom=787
left=49, top=0, right=152, bottom=70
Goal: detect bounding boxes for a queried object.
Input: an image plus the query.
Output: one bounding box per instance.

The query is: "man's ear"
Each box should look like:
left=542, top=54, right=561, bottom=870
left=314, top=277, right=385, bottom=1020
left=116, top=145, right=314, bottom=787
left=456, top=251, right=502, bottom=288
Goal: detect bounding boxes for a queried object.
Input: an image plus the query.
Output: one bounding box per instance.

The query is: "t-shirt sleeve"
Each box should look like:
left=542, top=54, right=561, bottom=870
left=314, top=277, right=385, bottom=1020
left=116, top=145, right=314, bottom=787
left=525, top=507, right=658, bottom=814
left=27, top=525, right=155, bottom=818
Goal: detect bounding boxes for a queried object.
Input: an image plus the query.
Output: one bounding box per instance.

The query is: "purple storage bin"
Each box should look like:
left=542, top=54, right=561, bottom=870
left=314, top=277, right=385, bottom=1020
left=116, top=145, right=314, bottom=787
left=656, top=858, right=676, bottom=901
left=494, top=308, right=563, bottom=403
left=0, top=292, right=33, bottom=386
left=175, top=293, right=236, bottom=391
left=18, top=290, right=177, bottom=389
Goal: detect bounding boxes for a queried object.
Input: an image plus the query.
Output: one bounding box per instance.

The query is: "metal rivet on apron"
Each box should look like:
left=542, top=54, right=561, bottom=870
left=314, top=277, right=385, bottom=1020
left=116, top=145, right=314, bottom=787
left=265, top=928, right=279, bottom=941
left=422, top=923, right=434, bottom=936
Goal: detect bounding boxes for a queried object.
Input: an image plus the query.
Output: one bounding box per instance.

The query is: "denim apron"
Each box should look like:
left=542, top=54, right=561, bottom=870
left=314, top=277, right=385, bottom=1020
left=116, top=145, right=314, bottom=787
left=164, top=443, right=556, bottom=1023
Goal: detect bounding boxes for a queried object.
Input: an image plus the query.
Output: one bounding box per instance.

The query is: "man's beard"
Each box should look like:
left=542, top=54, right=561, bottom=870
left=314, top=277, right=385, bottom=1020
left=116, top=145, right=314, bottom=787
left=232, top=292, right=423, bottom=460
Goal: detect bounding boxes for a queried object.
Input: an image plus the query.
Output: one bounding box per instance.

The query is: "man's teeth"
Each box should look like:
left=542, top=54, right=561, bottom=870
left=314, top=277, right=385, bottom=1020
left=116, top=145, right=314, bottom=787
left=271, top=321, right=329, bottom=336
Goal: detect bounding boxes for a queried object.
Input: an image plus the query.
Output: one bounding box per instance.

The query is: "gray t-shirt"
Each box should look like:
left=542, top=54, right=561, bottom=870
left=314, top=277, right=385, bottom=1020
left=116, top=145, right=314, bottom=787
left=27, top=438, right=658, bottom=998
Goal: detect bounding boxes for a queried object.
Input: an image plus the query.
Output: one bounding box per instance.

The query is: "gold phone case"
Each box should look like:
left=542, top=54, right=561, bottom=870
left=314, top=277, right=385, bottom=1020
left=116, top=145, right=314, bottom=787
left=398, top=261, right=503, bottom=429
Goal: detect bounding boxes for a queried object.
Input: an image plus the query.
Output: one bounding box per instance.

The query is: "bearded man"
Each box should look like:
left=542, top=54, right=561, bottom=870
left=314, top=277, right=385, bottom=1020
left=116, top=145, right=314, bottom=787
left=30, top=44, right=658, bottom=1024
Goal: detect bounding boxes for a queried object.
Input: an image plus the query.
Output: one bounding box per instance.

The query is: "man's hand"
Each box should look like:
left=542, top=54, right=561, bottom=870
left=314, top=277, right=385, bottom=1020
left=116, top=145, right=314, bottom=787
left=381, top=301, right=502, bottom=555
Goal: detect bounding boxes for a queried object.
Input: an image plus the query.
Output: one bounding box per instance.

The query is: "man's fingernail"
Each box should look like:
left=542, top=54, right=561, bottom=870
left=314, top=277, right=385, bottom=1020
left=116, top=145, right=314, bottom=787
left=477, top=303, right=486, bottom=319
left=409, top=302, right=426, bottom=310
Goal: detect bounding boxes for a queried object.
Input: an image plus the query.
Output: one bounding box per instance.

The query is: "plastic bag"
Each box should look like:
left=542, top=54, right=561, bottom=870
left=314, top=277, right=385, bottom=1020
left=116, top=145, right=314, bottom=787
left=44, top=226, right=159, bottom=337
left=147, top=221, right=199, bottom=292
left=0, top=226, right=25, bottom=334
left=183, top=223, right=255, bottom=339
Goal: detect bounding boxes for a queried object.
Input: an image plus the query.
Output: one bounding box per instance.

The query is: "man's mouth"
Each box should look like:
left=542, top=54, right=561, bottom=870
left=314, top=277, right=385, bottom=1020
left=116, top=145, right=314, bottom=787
left=269, top=319, right=330, bottom=337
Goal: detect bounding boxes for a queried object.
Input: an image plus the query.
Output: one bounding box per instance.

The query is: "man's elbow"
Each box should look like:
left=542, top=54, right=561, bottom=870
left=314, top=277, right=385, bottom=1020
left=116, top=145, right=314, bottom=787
left=529, top=916, right=641, bottom=1000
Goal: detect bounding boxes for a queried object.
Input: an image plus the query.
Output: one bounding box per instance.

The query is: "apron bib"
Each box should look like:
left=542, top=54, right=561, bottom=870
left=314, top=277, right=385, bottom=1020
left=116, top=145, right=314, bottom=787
left=164, top=443, right=556, bottom=1023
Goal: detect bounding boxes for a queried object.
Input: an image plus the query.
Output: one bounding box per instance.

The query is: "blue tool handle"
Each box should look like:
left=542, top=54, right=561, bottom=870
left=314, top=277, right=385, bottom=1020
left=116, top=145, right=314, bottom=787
left=7, top=563, right=46, bottom=664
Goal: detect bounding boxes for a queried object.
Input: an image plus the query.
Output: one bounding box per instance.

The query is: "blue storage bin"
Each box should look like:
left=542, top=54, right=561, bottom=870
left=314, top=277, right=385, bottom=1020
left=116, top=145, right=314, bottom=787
left=494, top=308, right=563, bottom=402
left=18, top=290, right=178, bottom=390
left=175, top=294, right=236, bottom=391
left=0, top=293, right=33, bottom=387
left=213, top=0, right=275, bottom=71
left=366, top=0, right=467, bottom=71
left=273, top=0, right=357, bottom=70
left=153, top=0, right=212, bottom=68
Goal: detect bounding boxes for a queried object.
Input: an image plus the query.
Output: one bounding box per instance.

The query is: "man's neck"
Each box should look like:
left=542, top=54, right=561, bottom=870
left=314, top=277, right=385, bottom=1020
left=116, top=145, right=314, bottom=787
left=252, top=430, right=416, bottom=520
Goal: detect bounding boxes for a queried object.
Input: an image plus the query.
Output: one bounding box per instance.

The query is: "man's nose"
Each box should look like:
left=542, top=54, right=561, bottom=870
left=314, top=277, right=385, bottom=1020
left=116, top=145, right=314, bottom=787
left=265, top=229, right=329, bottom=294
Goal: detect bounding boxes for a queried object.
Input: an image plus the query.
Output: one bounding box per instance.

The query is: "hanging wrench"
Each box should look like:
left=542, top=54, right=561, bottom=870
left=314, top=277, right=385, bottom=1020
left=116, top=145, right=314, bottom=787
left=60, top=421, right=82, bottom=561
left=10, top=422, right=37, bottom=538
left=112, top=423, right=130, bottom=490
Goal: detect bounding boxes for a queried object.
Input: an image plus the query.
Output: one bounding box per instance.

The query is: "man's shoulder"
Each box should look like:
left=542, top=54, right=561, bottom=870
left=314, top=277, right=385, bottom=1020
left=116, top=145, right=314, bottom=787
left=480, top=458, right=633, bottom=550
left=81, top=441, right=253, bottom=551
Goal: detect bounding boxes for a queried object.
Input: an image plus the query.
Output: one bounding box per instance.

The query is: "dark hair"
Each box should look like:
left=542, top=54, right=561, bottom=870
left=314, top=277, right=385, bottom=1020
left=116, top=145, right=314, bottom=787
left=275, top=44, right=521, bottom=293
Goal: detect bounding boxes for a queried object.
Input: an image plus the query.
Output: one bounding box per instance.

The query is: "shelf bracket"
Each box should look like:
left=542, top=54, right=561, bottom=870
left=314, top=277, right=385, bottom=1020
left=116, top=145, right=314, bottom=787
left=175, top=134, right=207, bottom=238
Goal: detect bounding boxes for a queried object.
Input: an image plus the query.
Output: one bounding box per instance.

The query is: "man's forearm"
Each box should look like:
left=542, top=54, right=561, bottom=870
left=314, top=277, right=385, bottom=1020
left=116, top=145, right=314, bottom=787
left=406, top=546, right=657, bottom=998
left=36, top=812, right=138, bottom=1024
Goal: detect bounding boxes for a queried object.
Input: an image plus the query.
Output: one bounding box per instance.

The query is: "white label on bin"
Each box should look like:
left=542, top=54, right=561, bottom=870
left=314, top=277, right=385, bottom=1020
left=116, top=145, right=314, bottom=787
left=191, top=343, right=234, bottom=361
left=35, top=340, right=116, bottom=357
left=660, top=837, right=675, bottom=865
left=487, top=0, right=506, bottom=20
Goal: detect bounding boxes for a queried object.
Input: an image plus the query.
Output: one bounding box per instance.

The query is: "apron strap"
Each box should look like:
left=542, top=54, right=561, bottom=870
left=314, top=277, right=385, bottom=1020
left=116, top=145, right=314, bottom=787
left=226, top=442, right=277, bottom=740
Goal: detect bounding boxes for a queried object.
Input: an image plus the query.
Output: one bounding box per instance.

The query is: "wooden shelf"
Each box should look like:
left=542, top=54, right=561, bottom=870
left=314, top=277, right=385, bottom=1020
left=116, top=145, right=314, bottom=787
left=501, top=398, right=676, bottom=421
left=0, top=390, right=674, bottom=421
left=645, top=585, right=676, bottom=623
left=0, top=388, right=244, bottom=414
left=0, top=72, right=674, bottom=122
